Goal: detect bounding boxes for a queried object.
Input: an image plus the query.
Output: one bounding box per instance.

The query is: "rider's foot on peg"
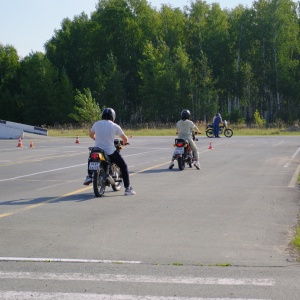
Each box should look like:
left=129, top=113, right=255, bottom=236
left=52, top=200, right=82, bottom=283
left=83, top=176, right=92, bottom=185
left=169, top=162, right=174, bottom=169
left=193, top=161, right=201, bottom=170
left=124, top=187, right=136, bottom=196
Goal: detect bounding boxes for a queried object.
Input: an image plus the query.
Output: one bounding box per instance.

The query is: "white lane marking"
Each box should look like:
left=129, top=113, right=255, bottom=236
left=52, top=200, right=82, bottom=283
left=0, top=258, right=140, bottom=264
left=288, top=163, right=300, bottom=188
left=0, top=271, right=275, bottom=286
left=0, top=292, right=272, bottom=300
left=284, top=146, right=300, bottom=168
left=0, top=149, right=171, bottom=182
left=0, top=164, right=86, bottom=182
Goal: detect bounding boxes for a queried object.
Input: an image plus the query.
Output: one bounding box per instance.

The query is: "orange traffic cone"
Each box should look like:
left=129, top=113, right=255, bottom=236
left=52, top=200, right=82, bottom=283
left=75, top=135, right=80, bottom=144
left=208, top=142, right=213, bottom=150
left=17, top=137, right=23, bottom=147
left=29, top=141, right=35, bottom=148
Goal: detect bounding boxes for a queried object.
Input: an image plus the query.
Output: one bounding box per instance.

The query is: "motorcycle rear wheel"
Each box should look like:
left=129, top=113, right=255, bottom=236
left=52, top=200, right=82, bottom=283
left=178, top=156, right=185, bottom=170
left=224, top=128, right=233, bottom=137
left=111, top=164, right=122, bottom=191
left=206, top=128, right=214, bottom=138
left=93, top=167, right=106, bottom=197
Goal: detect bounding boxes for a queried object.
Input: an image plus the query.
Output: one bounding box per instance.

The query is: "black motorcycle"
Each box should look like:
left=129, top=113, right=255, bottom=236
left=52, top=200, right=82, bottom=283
left=206, top=120, right=233, bottom=138
left=88, top=139, right=125, bottom=197
left=169, top=132, right=198, bottom=171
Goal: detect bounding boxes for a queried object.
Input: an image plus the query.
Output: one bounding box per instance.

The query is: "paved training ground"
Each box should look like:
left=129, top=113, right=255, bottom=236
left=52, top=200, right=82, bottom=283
left=0, top=135, right=299, bottom=299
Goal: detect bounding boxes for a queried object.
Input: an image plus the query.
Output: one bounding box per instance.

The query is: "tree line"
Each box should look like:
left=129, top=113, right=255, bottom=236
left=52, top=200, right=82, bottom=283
left=0, top=0, right=299, bottom=127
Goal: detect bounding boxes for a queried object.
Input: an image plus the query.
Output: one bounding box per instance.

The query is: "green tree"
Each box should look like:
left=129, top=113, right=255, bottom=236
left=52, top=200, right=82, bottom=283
left=19, top=52, right=73, bottom=125
left=69, top=88, right=101, bottom=125
left=0, top=44, right=20, bottom=121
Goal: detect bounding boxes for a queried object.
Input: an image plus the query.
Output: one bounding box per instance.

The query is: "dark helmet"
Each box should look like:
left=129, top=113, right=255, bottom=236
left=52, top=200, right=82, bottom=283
left=181, top=109, right=191, bottom=120
left=102, top=108, right=116, bottom=121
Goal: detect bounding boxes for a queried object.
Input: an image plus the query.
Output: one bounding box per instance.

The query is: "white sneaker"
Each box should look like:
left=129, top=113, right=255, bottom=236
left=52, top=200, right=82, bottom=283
left=83, top=176, right=93, bottom=185
left=193, top=161, right=201, bottom=170
left=124, top=187, right=136, bottom=196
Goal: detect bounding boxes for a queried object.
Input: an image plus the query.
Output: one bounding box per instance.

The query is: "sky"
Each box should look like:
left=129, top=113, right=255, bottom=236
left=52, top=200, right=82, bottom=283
left=0, top=0, right=253, bottom=58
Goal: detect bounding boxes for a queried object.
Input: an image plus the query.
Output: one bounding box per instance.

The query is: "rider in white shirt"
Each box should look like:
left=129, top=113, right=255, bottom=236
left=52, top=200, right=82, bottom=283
left=83, top=108, right=136, bottom=196
left=169, top=109, right=201, bottom=170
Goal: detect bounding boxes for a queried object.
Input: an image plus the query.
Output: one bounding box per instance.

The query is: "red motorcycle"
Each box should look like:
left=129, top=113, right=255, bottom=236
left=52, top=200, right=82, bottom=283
left=169, top=132, right=198, bottom=170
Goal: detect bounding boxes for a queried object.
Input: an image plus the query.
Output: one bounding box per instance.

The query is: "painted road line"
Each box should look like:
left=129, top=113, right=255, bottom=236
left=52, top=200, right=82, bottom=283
left=0, top=161, right=166, bottom=218
left=284, top=146, right=300, bottom=168
left=288, top=163, right=300, bottom=188
left=0, top=151, right=87, bottom=166
left=0, top=164, right=86, bottom=182
left=0, top=258, right=141, bottom=264
left=0, top=271, right=275, bottom=286
left=0, top=292, right=272, bottom=300
left=0, top=188, right=90, bottom=219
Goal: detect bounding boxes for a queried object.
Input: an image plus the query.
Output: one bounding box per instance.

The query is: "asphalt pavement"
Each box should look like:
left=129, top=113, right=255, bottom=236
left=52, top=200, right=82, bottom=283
left=0, top=135, right=299, bottom=299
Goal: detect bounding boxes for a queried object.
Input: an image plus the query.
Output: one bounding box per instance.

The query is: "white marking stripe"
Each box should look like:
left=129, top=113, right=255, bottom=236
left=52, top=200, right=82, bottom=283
left=284, top=146, right=300, bottom=168
left=0, top=257, right=141, bottom=264
left=0, top=271, right=275, bottom=286
left=0, top=292, right=272, bottom=300
left=0, top=164, right=86, bottom=182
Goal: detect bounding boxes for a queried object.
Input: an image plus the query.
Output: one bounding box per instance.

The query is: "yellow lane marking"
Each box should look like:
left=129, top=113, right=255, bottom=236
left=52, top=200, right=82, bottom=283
left=1, top=155, right=208, bottom=219
left=0, top=187, right=91, bottom=219
left=0, top=161, right=170, bottom=219
left=130, top=161, right=169, bottom=175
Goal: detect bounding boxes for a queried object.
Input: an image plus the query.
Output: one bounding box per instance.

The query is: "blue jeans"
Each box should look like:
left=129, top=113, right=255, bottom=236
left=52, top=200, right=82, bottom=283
left=213, top=124, right=220, bottom=137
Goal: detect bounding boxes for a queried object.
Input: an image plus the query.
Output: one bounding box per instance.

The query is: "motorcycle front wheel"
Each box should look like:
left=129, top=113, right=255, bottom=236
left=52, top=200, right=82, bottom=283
left=206, top=128, right=214, bottom=138
left=224, top=128, right=233, bottom=137
left=111, top=164, right=122, bottom=191
left=93, top=167, right=106, bottom=197
left=178, top=156, right=185, bottom=170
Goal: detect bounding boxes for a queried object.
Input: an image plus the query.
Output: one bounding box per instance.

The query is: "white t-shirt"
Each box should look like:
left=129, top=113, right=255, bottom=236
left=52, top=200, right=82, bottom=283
left=91, top=120, right=124, bottom=155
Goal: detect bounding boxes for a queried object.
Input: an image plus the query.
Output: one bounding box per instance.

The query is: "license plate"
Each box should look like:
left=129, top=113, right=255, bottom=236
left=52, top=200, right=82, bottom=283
left=174, top=147, right=184, bottom=155
left=89, top=162, right=100, bottom=170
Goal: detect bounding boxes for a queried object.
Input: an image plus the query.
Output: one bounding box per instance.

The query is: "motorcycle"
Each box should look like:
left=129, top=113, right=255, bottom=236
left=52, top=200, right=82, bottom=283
left=206, top=120, right=233, bottom=138
left=88, top=138, right=125, bottom=197
left=169, top=132, right=198, bottom=171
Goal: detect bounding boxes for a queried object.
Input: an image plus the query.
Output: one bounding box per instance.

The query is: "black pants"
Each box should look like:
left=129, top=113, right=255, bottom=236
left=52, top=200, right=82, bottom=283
left=108, top=150, right=130, bottom=188
left=88, top=150, right=130, bottom=188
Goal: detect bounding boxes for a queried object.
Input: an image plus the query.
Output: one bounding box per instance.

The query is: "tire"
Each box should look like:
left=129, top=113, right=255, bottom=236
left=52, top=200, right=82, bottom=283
left=206, top=128, right=214, bottom=138
left=224, top=128, right=233, bottom=138
left=111, top=164, right=123, bottom=191
left=178, top=156, right=185, bottom=170
left=93, top=167, right=106, bottom=197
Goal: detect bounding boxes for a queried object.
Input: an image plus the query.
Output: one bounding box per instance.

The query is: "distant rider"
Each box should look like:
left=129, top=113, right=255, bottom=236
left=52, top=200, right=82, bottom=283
left=83, top=108, right=136, bottom=196
left=169, top=109, right=201, bottom=170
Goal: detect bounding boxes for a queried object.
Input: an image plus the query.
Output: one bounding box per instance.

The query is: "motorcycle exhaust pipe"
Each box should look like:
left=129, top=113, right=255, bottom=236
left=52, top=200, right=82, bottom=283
left=107, top=175, right=115, bottom=185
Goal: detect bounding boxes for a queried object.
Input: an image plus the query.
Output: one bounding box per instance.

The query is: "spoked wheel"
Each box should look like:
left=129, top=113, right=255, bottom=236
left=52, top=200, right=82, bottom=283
left=178, top=156, right=185, bottom=170
left=93, top=167, right=106, bottom=197
left=111, top=164, right=123, bottom=191
left=206, top=128, right=214, bottom=138
left=224, top=128, right=233, bottom=137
